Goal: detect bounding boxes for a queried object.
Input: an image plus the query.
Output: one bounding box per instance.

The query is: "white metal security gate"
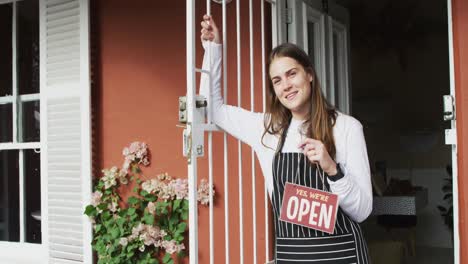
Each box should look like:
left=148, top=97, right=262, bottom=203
left=184, top=0, right=284, bottom=263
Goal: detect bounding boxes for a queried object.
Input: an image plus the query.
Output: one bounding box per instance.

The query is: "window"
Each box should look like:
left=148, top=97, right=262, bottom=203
left=0, top=0, right=41, bottom=244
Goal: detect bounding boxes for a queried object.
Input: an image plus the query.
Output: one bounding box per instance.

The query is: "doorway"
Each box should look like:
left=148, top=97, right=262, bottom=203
left=286, top=0, right=456, bottom=263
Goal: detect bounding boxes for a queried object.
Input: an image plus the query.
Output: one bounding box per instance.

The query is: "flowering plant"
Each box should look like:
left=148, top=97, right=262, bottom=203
left=84, top=142, right=213, bottom=264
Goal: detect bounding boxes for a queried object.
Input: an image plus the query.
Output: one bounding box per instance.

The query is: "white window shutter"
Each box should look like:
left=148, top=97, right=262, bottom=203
left=39, top=0, right=92, bottom=263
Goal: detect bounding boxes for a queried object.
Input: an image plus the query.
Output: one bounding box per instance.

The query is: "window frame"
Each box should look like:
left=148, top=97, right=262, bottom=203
left=0, top=0, right=43, bottom=254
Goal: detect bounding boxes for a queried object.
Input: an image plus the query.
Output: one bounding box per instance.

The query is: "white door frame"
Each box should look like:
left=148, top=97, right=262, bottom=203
left=446, top=0, right=460, bottom=263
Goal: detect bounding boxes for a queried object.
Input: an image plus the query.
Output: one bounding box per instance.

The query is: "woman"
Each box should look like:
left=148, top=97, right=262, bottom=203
left=200, top=15, right=372, bottom=263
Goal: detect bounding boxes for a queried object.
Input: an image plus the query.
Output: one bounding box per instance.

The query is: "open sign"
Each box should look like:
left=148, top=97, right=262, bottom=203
left=279, top=182, right=339, bottom=234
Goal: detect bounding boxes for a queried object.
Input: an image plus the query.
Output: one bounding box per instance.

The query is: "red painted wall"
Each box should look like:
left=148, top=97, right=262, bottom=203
left=92, top=0, right=273, bottom=263
left=452, top=0, right=468, bottom=263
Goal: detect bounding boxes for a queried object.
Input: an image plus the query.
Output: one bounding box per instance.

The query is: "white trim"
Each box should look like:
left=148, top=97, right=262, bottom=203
left=12, top=1, right=18, bottom=144
left=326, top=15, right=334, bottom=102
left=186, top=0, right=198, bottom=263
left=19, top=94, right=40, bottom=102
left=19, top=149, right=25, bottom=242
left=79, top=0, right=93, bottom=263
left=0, top=242, right=46, bottom=263
left=331, top=20, right=350, bottom=114
left=38, top=0, right=48, bottom=260
left=0, top=96, right=14, bottom=104
left=0, top=0, right=23, bottom=4
left=0, top=142, right=40, bottom=150
left=447, top=0, right=459, bottom=263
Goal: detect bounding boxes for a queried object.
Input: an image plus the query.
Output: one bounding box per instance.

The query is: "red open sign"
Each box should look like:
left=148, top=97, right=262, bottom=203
left=279, top=182, right=339, bottom=234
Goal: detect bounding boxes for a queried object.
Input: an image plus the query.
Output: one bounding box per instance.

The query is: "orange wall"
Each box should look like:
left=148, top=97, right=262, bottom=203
left=93, top=0, right=273, bottom=263
left=453, top=0, right=468, bottom=263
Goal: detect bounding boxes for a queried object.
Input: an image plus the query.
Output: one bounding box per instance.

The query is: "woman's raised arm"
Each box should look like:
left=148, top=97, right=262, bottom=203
left=199, top=15, right=265, bottom=150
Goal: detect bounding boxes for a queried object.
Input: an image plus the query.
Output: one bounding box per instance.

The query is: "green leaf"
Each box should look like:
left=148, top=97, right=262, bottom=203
left=128, top=207, right=136, bottom=215
left=128, top=196, right=139, bottom=206
left=173, top=200, right=181, bottom=210
left=177, top=250, right=186, bottom=258
left=177, top=222, right=187, bottom=232
left=84, top=205, right=96, bottom=216
left=181, top=211, right=188, bottom=220
left=130, top=214, right=138, bottom=221
left=143, top=213, right=155, bottom=225
left=162, top=253, right=172, bottom=263
left=145, top=194, right=157, bottom=202
left=132, top=186, right=139, bottom=193
left=110, top=227, right=120, bottom=239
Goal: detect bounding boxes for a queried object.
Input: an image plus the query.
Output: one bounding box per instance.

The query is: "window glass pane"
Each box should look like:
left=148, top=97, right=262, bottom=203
left=0, top=103, right=13, bottom=143
left=0, top=3, right=12, bottom=97
left=17, top=0, right=39, bottom=95
left=333, top=32, right=340, bottom=108
left=24, top=149, right=41, bottom=244
left=0, top=150, right=19, bottom=242
left=19, top=100, right=40, bottom=142
left=307, top=22, right=316, bottom=67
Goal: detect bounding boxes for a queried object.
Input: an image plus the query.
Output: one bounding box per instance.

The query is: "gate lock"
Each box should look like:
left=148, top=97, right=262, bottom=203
left=179, top=95, right=207, bottom=160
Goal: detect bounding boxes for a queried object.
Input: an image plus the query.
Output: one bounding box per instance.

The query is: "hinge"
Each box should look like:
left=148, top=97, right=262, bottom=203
left=443, top=95, right=455, bottom=121
left=445, top=128, right=457, bottom=145
left=284, top=8, right=292, bottom=24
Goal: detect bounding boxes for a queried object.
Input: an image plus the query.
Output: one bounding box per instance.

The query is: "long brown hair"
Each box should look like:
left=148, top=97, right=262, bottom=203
left=262, top=43, right=338, bottom=160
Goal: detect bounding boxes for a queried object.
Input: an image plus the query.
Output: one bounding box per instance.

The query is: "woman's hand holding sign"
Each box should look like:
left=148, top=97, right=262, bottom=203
left=299, top=138, right=338, bottom=177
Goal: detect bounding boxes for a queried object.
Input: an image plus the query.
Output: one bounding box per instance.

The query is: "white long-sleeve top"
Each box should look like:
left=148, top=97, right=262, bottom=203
left=199, top=41, right=373, bottom=223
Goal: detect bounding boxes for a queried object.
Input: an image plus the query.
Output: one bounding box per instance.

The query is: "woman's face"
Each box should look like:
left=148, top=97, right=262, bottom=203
left=269, top=56, right=313, bottom=120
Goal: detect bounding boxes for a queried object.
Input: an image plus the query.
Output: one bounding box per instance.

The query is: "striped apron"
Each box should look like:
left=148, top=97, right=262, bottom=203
left=271, top=127, right=371, bottom=263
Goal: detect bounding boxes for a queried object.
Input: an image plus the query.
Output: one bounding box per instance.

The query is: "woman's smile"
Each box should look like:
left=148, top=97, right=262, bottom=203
left=285, top=91, right=298, bottom=101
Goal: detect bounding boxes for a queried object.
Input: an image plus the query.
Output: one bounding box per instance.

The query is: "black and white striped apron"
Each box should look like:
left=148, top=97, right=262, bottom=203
left=271, top=126, right=371, bottom=263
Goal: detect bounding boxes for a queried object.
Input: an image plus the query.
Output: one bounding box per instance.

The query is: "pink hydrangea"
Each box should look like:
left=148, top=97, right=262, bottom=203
left=170, top=178, right=189, bottom=200
left=122, top=142, right=150, bottom=167
left=161, top=239, right=184, bottom=254
left=101, top=168, right=117, bottom=189
left=197, top=179, right=214, bottom=205
left=91, top=191, right=102, bottom=206
left=147, top=202, right=156, bottom=215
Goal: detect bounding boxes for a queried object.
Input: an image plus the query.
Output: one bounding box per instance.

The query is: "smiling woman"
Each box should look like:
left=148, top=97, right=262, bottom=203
left=200, top=15, right=373, bottom=263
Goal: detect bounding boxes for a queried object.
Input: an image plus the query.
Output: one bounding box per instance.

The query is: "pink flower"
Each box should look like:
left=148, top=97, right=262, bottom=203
left=197, top=179, right=214, bottom=205
left=123, top=142, right=150, bottom=166
left=147, top=202, right=156, bottom=215
left=91, top=191, right=102, bottom=206
left=171, top=179, right=188, bottom=200
left=108, top=202, right=118, bottom=213
left=161, top=240, right=177, bottom=254
left=102, top=167, right=118, bottom=189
